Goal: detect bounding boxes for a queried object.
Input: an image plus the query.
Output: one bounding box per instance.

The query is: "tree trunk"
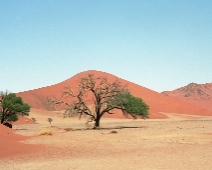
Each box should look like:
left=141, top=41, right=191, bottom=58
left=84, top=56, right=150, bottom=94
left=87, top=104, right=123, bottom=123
left=1, top=114, right=4, bottom=124
left=94, top=115, right=101, bottom=129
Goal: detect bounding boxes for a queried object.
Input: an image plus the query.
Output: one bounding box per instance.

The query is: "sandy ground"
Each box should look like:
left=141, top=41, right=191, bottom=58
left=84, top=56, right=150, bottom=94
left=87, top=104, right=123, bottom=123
left=1, top=113, right=212, bottom=170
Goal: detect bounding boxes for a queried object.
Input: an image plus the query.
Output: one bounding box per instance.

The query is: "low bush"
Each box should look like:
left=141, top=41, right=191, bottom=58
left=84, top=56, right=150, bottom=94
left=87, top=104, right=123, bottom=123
left=39, top=129, right=52, bottom=135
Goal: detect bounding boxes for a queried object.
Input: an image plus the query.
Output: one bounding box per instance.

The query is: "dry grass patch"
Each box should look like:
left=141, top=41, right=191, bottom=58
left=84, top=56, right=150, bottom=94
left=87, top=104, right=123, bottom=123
left=39, top=127, right=53, bottom=135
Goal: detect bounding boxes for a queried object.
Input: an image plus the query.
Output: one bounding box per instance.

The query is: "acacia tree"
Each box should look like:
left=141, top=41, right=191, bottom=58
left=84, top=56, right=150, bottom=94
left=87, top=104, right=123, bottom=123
left=48, top=74, right=149, bottom=129
left=0, top=91, right=31, bottom=124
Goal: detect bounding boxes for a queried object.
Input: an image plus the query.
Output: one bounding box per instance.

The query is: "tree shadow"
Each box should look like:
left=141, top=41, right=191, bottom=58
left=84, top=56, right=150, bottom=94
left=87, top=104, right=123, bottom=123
left=73, top=126, right=146, bottom=131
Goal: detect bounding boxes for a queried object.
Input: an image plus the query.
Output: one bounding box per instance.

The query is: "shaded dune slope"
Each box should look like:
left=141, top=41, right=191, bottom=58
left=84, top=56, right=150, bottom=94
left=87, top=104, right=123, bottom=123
left=17, top=70, right=212, bottom=119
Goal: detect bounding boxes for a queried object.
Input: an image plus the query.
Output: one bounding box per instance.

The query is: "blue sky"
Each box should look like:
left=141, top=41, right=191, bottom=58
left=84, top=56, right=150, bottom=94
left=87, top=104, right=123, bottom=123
left=1, top=0, right=212, bottom=93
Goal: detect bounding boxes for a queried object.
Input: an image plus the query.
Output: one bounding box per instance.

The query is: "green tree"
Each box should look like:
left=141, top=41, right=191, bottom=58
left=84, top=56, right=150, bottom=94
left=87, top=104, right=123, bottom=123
left=0, top=91, right=31, bottom=124
left=48, top=74, right=149, bottom=129
left=112, top=91, right=149, bottom=119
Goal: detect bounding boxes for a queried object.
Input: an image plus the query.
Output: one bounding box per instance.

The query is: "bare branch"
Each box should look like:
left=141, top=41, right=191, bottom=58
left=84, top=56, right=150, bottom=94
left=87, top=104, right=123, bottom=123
left=44, top=73, right=148, bottom=129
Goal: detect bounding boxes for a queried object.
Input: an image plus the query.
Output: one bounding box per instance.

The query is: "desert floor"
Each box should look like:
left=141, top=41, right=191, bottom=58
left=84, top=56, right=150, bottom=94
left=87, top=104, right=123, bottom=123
left=1, top=112, right=212, bottom=170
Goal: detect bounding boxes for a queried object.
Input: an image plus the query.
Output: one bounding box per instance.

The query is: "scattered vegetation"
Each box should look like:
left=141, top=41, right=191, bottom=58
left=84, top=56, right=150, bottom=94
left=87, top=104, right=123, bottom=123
left=31, top=118, right=36, bottom=122
left=40, top=126, right=52, bottom=135
left=63, top=127, right=75, bottom=131
left=47, top=118, right=53, bottom=124
left=39, top=129, right=52, bottom=135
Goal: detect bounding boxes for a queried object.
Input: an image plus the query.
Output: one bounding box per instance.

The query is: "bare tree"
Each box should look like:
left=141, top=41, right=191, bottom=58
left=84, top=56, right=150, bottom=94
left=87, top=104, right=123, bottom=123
left=48, top=74, right=149, bottom=129
left=43, top=97, right=57, bottom=111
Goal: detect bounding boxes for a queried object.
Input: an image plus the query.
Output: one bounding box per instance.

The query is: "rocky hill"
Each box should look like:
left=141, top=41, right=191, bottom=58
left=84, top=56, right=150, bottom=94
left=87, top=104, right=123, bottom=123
left=162, top=83, right=212, bottom=112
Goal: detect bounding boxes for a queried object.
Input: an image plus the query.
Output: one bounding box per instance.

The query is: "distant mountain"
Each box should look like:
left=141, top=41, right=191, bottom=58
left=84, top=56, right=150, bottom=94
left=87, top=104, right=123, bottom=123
left=162, top=83, right=212, bottom=112
left=16, top=70, right=212, bottom=119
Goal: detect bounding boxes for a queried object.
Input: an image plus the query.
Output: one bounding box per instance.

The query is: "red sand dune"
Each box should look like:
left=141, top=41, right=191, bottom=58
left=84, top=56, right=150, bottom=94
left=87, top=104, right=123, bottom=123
left=162, top=83, right=212, bottom=112
left=0, top=124, right=44, bottom=158
left=16, top=70, right=212, bottom=119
